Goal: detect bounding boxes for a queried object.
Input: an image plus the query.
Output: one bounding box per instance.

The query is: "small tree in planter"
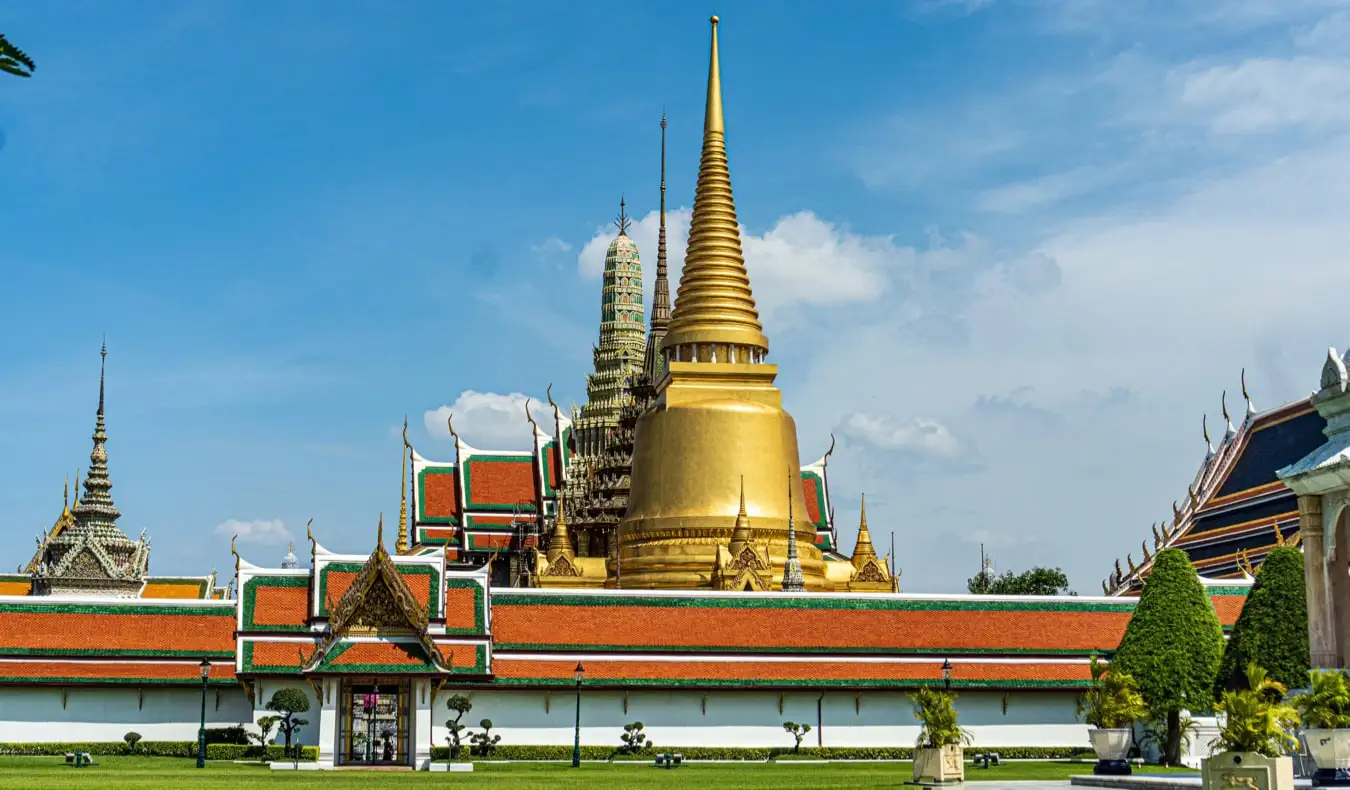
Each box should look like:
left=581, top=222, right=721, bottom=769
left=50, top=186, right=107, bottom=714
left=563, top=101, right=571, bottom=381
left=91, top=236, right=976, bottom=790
left=1203, top=663, right=1299, bottom=790
left=265, top=688, right=311, bottom=760
left=618, top=722, right=653, bottom=755
left=123, top=732, right=142, bottom=754
left=1078, top=655, right=1148, bottom=775
left=910, top=686, right=971, bottom=784
left=1293, top=669, right=1350, bottom=785
left=783, top=722, right=812, bottom=755
left=444, top=695, right=473, bottom=763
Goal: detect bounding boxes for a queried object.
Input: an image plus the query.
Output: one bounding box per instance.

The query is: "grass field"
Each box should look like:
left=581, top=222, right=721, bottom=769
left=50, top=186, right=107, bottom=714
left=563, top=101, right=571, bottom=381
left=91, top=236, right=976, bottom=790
left=0, top=756, right=1198, bottom=789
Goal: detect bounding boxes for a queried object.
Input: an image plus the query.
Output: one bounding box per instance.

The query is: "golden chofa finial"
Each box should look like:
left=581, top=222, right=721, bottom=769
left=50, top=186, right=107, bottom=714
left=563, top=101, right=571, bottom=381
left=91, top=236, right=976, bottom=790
left=230, top=534, right=240, bottom=572
left=305, top=518, right=315, bottom=554
left=376, top=512, right=384, bottom=547
left=663, top=14, right=769, bottom=359
left=397, top=417, right=410, bottom=555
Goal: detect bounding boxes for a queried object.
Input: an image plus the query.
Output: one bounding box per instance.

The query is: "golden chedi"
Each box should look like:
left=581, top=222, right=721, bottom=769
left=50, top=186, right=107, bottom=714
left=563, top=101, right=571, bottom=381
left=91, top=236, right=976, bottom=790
left=618, top=16, right=831, bottom=591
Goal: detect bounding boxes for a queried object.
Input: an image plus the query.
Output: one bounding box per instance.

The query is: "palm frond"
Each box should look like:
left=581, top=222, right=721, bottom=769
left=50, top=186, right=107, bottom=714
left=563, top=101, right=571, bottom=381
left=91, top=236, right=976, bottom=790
left=0, top=33, right=36, bottom=78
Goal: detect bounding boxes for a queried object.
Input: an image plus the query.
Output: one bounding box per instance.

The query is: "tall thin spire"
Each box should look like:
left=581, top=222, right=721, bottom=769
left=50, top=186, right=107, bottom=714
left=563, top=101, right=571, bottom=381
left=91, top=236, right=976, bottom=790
left=71, top=342, right=122, bottom=537
left=644, top=112, right=673, bottom=385
left=729, top=475, right=753, bottom=554
left=397, top=417, right=410, bottom=554
left=615, top=196, right=631, bottom=236
left=781, top=468, right=805, bottom=592
left=548, top=492, right=576, bottom=563
left=664, top=16, right=768, bottom=358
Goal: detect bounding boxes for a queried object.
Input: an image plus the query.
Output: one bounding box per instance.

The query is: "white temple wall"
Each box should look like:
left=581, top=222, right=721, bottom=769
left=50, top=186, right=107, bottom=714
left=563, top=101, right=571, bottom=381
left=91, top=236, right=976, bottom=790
left=246, top=678, right=320, bottom=747
left=0, top=686, right=251, bottom=743
left=429, top=688, right=1091, bottom=750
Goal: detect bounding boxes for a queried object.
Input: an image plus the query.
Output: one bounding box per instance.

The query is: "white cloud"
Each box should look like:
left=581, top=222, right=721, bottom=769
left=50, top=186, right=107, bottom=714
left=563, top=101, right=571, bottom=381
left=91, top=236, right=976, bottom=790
left=1174, top=57, right=1350, bottom=134
left=424, top=390, right=556, bottom=451
left=838, top=412, right=966, bottom=459
left=576, top=208, right=901, bottom=325
left=976, top=166, right=1124, bottom=214
left=530, top=236, right=572, bottom=256
left=216, top=518, right=291, bottom=546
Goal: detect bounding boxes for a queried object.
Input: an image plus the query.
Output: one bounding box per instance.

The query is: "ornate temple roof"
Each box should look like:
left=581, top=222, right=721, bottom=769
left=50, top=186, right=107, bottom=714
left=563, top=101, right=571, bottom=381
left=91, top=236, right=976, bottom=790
left=1106, top=370, right=1323, bottom=594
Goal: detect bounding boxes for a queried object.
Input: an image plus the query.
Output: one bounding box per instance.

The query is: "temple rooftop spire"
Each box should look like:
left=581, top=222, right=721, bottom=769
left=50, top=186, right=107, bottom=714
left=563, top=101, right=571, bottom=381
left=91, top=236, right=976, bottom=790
left=663, top=16, right=769, bottom=359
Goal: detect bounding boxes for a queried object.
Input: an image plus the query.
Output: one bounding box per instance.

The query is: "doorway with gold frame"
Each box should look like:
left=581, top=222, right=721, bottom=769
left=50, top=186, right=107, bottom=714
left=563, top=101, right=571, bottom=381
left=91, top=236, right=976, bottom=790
left=338, top=678, right=411, bottom=766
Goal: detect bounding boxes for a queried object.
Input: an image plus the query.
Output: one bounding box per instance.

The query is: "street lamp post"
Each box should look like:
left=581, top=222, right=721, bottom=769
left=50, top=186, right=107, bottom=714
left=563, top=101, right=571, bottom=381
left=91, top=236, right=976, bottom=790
left=941, top=658, right=952, bottom=691
left=572, top=663, right=585, bottom=768
left=197, top=658, right=211, bottom=768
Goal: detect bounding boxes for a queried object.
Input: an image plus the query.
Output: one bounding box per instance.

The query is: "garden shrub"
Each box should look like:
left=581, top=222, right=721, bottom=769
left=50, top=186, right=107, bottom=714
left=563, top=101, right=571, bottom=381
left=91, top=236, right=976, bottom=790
left=1214, top=547, right=1309, bottom=698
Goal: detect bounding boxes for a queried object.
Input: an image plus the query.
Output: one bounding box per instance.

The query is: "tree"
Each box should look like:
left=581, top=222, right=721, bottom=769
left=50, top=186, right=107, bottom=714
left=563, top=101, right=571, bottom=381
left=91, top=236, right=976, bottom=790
left=250, top=715, right=280, bottom=747
left=265, top=688, right=311, bottom=759
left=619, top=722, right=652, bottom=755
left=0, top=34, right=34, bottom=78
left=122, top=732, right=142, bottom=753
left=967, top=566, right=1074, bottom=596
left=1112, top=548, right=1224, bottom=766
left=783, top=722, right=811, bottom=754
left=1214, top=547, right=1309, bottom=699
left=469, top=719, right=501, bottom=757
left=444, top=694, right=473, bottom=761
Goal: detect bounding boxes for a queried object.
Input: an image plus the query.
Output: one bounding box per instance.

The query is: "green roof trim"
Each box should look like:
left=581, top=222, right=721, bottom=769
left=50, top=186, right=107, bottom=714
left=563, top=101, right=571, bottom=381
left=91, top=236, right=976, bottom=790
left=444, top=578, right=488, bottom=636
left=462, top=454, right=537, bottom=512
left=416, top=466, right=460, bottom=526
left=0, top=601, right=233, bottom=617
left=491, top=676, right=1089, bottom=690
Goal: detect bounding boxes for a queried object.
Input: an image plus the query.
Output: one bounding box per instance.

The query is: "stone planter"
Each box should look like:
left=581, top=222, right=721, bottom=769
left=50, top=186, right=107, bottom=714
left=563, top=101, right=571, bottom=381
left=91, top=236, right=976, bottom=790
left=1305, top=729, right=1350, bottom=786
left=913, top=745, right=964, bottom=783
left=1201, top=751, right=1294, bottom=790
left=1089, top=727, right=1133, bottom=775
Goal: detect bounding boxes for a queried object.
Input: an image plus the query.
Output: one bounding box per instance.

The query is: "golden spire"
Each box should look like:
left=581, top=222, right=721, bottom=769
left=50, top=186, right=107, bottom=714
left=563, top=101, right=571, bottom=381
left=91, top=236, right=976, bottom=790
left=72, top=469, right=81, bottom=508
left=850, top=493, right=880, bottom=569
left=548, top=493, right=575, bottom=563
left=663, top=15, right=769, bottom=358
left=729, top=475, right=753, bottom=554
left=397, top=417, right=409, bottom=554
left=377, top=512, right=384, bottom=548
left=62, top=475, right=70, bottom=517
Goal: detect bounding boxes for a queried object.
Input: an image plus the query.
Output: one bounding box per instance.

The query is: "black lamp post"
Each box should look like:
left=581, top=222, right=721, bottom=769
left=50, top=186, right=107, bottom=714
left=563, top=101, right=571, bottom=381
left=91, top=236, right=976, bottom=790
left=197, top=658, right=211, bottom=768
left=941, top=658, right=952, bottom=691
left=572, top=663, right=585, bottom=768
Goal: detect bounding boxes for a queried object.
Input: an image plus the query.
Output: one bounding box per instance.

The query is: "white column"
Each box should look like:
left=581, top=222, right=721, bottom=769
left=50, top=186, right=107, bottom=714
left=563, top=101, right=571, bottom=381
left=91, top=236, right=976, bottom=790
left=1302, top=496, right=1336, bottom=669
left=317, top=679, right=338, bottom=768
left=414, top=680, right=433, bottom=770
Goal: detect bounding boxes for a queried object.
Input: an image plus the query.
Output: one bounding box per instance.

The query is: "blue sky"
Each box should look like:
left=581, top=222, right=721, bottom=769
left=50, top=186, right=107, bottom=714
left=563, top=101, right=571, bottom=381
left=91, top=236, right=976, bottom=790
left=5, top=0, right=1350, bottom=592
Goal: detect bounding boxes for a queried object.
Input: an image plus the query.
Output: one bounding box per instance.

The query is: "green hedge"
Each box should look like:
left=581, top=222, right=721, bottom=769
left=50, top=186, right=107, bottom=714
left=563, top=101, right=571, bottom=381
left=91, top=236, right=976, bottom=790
left=427, top=745, right=1093, bottom=762
left=0, top=742, right=317, bottom=761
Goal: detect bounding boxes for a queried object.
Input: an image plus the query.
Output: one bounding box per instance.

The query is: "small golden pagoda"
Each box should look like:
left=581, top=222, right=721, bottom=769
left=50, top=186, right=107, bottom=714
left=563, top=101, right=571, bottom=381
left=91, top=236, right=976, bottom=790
left=617, top=16, right=831, bottom=591
left=823, top=494, right=899, bottom=592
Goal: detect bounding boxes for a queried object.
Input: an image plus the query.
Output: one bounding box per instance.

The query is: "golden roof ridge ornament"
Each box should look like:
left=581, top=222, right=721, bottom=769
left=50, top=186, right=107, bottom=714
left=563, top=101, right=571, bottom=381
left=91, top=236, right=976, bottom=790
left=1241, top=368, right=1256, bottom=417
left=663, top=15, right=769, bottom=357
left=1221, top=390, right=1237, bottom=440
left=1203, top=414, right=1214, bottom=460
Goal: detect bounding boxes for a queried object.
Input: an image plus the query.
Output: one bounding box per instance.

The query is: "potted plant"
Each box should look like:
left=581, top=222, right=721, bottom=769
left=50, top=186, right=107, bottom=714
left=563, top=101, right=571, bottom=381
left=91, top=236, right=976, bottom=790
left=1079, top=654, right=1149, bottom=775
left=1203, top=662, right=1299, bottom=790
left=910, top=686, right=971, bottom=783
left=1294, top=669, right=1350, bottom=786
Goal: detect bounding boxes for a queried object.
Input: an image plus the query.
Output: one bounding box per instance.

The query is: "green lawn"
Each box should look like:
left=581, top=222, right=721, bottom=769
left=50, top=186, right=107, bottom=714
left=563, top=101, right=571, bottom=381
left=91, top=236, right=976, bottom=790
left=0, top=756, right=1199, bottom=789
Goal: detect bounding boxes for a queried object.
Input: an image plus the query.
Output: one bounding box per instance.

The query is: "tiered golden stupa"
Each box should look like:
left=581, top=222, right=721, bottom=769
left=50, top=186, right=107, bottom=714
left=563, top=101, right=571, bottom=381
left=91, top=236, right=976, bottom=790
left=534, top=16, right=896, bottom=594
left=618, top=16, right=828, bottom=591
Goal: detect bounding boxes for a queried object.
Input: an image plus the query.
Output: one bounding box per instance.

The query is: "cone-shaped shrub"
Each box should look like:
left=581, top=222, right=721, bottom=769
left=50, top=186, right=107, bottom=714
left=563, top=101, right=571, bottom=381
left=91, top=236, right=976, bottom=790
left=1214, top=547, right=1309, bottom=699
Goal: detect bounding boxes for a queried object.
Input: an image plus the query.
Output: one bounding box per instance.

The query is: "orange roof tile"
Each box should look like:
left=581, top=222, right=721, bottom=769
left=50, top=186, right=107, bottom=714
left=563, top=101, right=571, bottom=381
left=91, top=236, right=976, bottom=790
left=142, top=581, right=207, bottom=600
left=493, top=658, right=1090, bottom=687
left=465, top=458, right=536, bottom=506
left=445, top=586, right=480, bottom=633
left=0, top=605, right=235, bottom=656
left=493, top=596, right=1131, bottom=654
left=0, top=660, right=237, bottom=683
left=802, top=477, right=822, bottom=524
left=422, top=470, right=458, bottom=520
left=330, top=641, right=427, bottom=667
left=251, top=584, right=309, bottom=628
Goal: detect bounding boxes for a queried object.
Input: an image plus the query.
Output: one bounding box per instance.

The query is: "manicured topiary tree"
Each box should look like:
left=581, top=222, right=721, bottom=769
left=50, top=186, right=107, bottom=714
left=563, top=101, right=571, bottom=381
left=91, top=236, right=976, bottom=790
left=445, top=694, right=473, bottom=761
left=1112, top=548, right=1224, bottom=766
left=1214, top=547, right=1309, bottom=699
left=266, top=688, right=311, bottom=759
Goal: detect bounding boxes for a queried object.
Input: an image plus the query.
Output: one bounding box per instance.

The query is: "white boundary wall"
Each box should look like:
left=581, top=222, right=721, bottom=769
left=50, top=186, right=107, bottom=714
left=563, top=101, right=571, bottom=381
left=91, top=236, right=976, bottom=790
left=0, top=686, right=252, bottom=743
left=428, top=689, right=1089, bottom=750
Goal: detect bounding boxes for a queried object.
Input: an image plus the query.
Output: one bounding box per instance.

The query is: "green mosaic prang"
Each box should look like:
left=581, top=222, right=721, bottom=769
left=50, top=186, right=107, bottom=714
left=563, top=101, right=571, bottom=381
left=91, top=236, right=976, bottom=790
left=0, top=601, right=235, bottom=617
left=443, top=578, right=487, bottom=636
left=492, top=643, right=1111, bottom=657
left=416, top=467, right=460, bottom=526
left=462, top=455, right=537, bottom=512
left=492, top=592, right=1137, bottom=614
left=317, top=562, right=440, bottom=618
left=240, top=574, right=311, bottom=633
left=490, top=676, right=1090, bottom=690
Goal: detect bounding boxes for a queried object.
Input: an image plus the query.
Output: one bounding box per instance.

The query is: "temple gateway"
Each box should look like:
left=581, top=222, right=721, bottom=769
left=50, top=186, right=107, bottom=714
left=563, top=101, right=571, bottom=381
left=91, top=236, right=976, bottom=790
left=0, top=15, right=1319, bottom=770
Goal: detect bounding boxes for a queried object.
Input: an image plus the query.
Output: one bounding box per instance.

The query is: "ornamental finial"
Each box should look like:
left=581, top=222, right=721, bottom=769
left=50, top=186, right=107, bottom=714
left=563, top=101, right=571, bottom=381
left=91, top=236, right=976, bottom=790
left=614, top=195, right=631, bottom=236
left=1241, top=368, right=1256, bottom=416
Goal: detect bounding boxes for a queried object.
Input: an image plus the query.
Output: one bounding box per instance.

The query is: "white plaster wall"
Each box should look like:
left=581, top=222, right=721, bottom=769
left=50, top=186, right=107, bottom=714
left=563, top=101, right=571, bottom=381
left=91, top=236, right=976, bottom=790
left=247, top=679, right=320, bottom=747
left=429, top=689, right=1091, bottom=750
left=0, top=686, right=251, bottom=742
